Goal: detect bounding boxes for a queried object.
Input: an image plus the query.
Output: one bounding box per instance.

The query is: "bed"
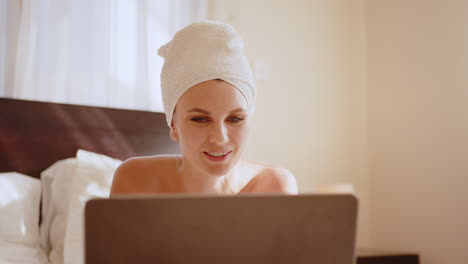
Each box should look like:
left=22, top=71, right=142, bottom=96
left=0, top=98, right=179, bottom=178
left=1, top=98, right=403, bottom=264
left=0, top=98, right=179, bottom=264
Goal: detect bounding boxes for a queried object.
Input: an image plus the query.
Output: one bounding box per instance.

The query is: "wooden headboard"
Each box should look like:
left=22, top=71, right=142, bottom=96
left=0, top=98, right=179, bottom=178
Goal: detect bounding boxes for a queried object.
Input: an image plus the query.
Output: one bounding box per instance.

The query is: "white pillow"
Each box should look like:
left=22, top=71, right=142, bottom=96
left=40, top=150, right=122, bottom=264
left=40, top=158, right=80, bottom=264
left=0, top=241, right=49, bottom=264
left=0, top=172, right=48, bottom=264
left=75, top=149, right=121, bottom=188
left=63, top=150, right=121, bottom=264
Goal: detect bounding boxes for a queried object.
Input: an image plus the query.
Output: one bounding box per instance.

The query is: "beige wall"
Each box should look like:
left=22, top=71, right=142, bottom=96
left=366, top=1, right=468, bottom=263
left=219, top=1, right=468, bottom=261
left=212, top=0, right=371, bottom=248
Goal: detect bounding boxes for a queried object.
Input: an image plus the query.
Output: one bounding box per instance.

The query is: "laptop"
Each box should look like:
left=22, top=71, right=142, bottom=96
left=85, top=194, right=358, bottom=264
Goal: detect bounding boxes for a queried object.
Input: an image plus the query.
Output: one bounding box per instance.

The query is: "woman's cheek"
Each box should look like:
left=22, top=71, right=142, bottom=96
left=231, top=124, right=249, bottom=146
left=182, top=125, right=207, bottom=148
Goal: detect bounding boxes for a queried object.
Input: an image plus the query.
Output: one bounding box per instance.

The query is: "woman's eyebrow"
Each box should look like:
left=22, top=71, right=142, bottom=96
left=230, top=108, right=247, bottom=114
left=186, top=107, right=247, bottom=115
left=187, top=108, right=210, bottom=114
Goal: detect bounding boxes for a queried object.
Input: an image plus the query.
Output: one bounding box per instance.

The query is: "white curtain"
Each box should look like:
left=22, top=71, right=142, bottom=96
left=0, top=0, right=208, bottom=112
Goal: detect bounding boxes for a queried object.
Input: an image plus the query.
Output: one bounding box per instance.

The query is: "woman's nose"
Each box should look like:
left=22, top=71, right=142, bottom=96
left=208, top=122, right=228, bottom=144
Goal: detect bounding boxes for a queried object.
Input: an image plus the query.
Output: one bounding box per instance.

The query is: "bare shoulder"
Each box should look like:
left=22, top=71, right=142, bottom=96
left=110, top=155, right=177, bottom=196
left=240, top=161, right=298, bottom=194
left=256, top=167, right=299, bottom=194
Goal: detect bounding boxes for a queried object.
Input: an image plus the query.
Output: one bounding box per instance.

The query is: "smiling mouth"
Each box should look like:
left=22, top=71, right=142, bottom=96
left=203, top=151, right=232, bottom=162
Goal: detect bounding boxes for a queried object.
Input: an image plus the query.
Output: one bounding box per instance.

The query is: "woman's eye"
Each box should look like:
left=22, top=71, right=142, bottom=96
left=227, top=116, right=244, bottom=123
left=191, top=117, right=209, bottom=123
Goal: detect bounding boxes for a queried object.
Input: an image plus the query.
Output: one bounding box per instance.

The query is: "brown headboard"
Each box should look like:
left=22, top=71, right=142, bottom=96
left=0, top=98, right=179, bottom=178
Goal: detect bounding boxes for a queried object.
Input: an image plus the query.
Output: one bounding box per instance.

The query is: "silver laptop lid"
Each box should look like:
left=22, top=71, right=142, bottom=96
left=85, top=194, right=358, bottom=264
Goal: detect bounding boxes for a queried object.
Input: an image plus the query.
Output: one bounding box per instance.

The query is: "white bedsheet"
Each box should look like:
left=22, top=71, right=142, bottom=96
left=0, top=241, right=48, bottom=264
left=0, top=172, right=48, bottom=264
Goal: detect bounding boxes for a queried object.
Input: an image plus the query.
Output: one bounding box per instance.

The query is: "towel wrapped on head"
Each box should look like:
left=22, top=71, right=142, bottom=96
left=158, top=20, right=256, bottom=126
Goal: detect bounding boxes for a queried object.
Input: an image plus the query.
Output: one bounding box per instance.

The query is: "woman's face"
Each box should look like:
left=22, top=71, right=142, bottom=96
left=171, top=79, right=250, bottom=177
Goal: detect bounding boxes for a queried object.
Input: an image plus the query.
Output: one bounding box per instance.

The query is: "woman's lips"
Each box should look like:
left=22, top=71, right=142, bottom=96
left=203, top=151, right=232, bottom=162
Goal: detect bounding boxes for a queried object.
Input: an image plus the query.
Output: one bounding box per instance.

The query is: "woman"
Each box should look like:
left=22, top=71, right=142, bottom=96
left=110, top=21, right=298, bottom=195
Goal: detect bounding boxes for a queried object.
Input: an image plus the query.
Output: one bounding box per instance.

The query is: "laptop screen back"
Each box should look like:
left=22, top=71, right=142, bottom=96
left=85, top=194, right=358, bottom=264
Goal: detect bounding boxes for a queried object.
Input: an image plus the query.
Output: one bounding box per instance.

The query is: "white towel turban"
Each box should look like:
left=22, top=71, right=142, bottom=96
left=158, top=20, right=256, bottom=126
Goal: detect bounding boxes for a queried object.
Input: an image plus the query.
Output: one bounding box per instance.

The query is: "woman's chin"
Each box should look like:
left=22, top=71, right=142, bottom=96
left=199, top=152, right=236, bottom=175
left=203, top=164, right=233, bottom=177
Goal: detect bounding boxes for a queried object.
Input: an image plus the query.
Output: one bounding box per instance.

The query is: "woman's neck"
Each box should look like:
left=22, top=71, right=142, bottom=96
left=176, top=157, right=237, bottom=194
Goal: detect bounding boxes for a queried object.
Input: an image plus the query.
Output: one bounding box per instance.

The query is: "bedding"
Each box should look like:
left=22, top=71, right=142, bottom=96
left=39, top=150, right=121, bottom=264
left=40, top=158, right=80, bottom=264
left=0, top=172, right=48, bottom=264
left=0, top=98, right=179, bottom=264
left=63, top=150, right=121, bottom=264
